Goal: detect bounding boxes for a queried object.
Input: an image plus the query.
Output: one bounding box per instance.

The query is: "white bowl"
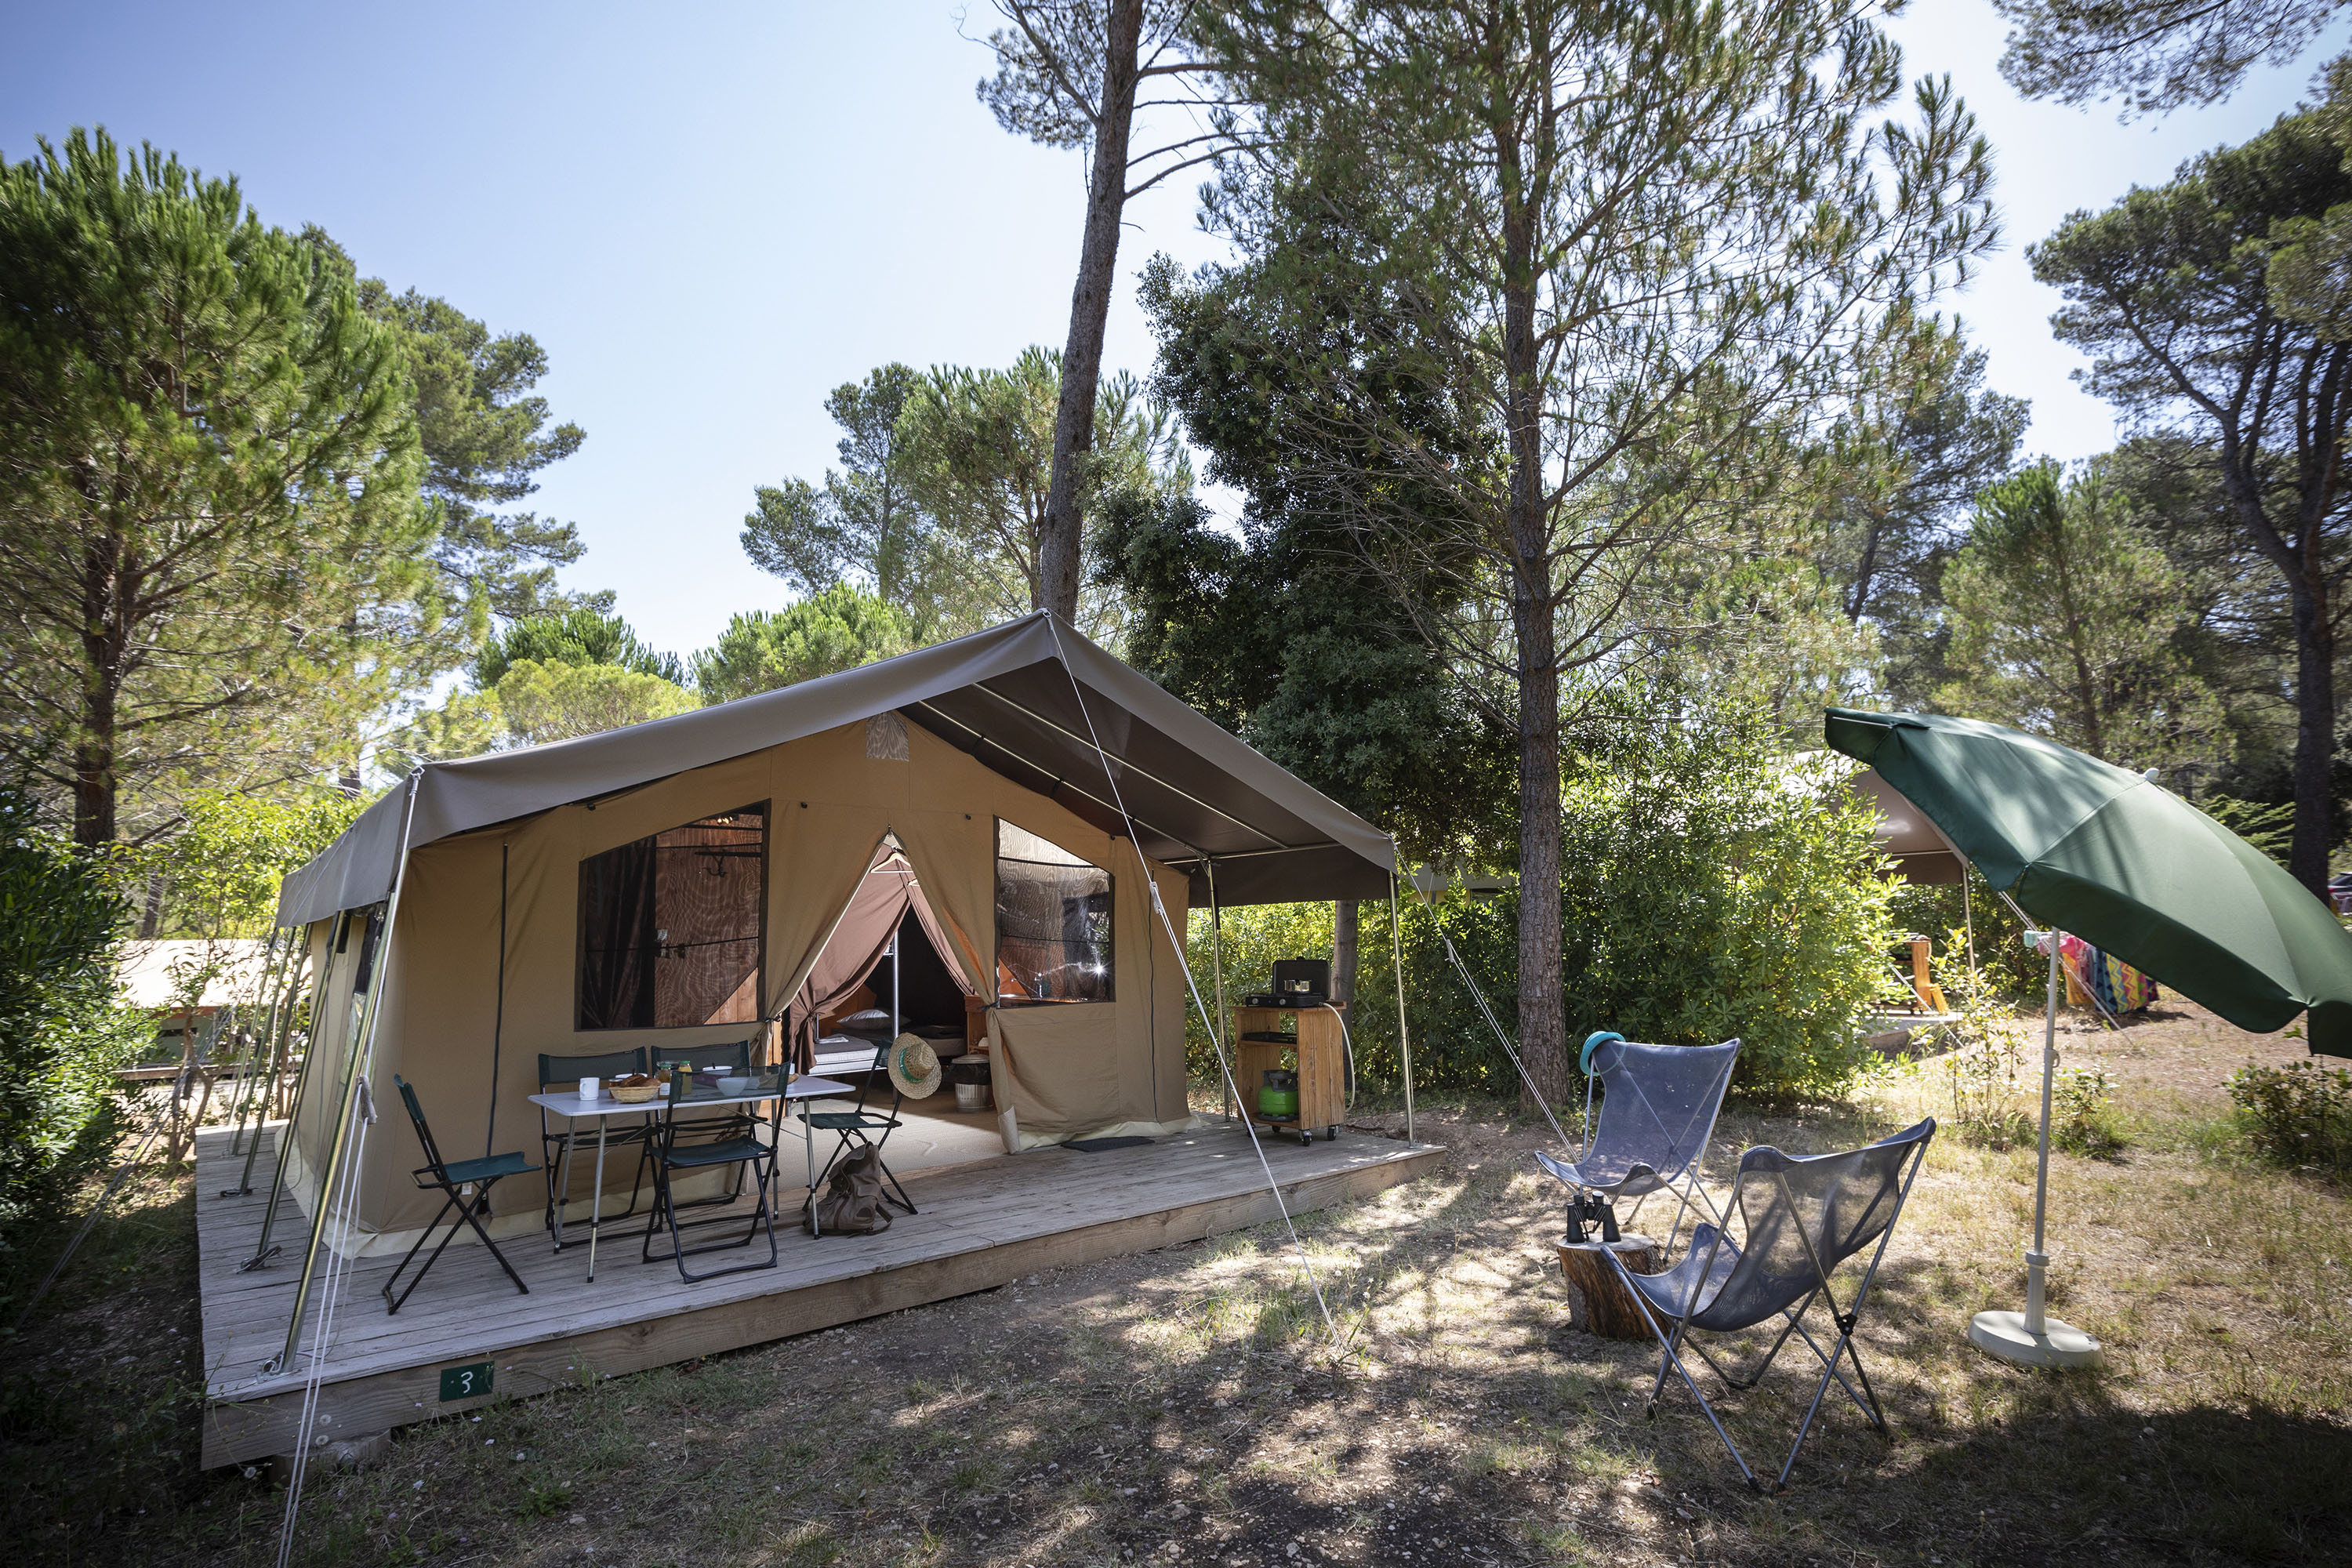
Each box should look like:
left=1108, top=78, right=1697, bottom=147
left=714, top=1076, right=755, bottom=1095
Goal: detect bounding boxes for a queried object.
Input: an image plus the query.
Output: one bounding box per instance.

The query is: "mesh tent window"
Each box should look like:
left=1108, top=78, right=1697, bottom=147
left=993, top=818, right=1112, bottom=1005
left=576, top=804, right=768, bottom=1029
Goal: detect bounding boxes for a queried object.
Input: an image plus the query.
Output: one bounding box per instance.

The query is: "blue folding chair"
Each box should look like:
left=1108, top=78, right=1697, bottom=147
left=1610, top=1118, right=1936, bottom=1492
left=1534, top=1032, right=1739, bottom=1258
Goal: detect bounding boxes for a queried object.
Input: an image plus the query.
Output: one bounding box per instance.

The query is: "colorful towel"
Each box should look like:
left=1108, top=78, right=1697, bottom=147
left=2056, top=934, right=2158, bottom=1016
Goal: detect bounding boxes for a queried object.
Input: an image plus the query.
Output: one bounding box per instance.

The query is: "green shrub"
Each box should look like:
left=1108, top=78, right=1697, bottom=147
left=2227, top=1058, right=2352, bottom=1171
left=0, top=793, right=144, bottom=1270
left=133, top=786, right=365, bottom=938
left=2053, top=1064, right=2126, bottom=1158
left=1183, top=711, right=1897, bottom=1106
left=1554, top=710, right=1897, bottom=1101
left=1185, top=887, right=1522, bottom=1099
left=1932, top=933, right=2038, bottom=1148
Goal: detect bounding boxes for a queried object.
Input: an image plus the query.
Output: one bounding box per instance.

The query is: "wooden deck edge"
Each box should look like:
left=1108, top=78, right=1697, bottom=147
left=201, top=1142, right=1446, bottom=1468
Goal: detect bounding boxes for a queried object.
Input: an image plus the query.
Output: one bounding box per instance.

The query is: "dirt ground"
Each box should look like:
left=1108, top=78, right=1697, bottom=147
left=5, top=1000, right=2348, bottom=1567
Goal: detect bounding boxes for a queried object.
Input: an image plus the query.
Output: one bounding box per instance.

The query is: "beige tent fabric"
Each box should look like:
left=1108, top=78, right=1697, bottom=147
left=306, top=716, right=1196, bottom=1245
left=281, top=917, right=340, bottom=1219
left=292, top=909, right=368, bottom=1202
left=892, top=745, right=1189, bottom=1142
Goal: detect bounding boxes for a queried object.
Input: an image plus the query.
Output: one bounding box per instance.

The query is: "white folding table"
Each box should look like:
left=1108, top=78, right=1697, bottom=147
left=528, top=1072, right=853, bottom=1280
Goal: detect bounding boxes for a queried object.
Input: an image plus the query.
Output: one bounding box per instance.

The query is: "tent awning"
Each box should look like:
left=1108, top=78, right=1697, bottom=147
left=278, top=612, right=1395, bottom=926
left=1849, top=768, right=1967, bottom=884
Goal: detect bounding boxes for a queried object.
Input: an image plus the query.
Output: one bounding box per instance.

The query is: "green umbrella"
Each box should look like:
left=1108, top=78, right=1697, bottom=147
left=1828, top=708, right=2352, bottom=1052
left=1825, top=707, right=2352, bottom=1368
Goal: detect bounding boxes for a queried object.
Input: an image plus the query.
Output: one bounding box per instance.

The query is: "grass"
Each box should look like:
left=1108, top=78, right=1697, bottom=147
left=4, top=1002, right=2350, bottom=1566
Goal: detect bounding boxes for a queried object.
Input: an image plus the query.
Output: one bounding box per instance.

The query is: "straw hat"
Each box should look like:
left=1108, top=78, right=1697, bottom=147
left=887, top=1033, right=942, bottom=1099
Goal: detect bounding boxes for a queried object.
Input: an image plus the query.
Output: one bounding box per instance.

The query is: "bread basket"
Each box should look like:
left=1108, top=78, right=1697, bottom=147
left=609, top=1076, right=662, bottom=1104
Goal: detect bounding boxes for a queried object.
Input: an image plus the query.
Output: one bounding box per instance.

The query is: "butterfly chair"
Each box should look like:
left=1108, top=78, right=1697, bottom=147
left=1608, top=1117, right=1936, bottom=1494
left=538, top=1047, right=653, bottom=1241
left=1534, top=1033, right=1740, bottom=1258
left=383, top=1075, right=540, bottom=1314
left=808, top=1037, right=916, bottom=1220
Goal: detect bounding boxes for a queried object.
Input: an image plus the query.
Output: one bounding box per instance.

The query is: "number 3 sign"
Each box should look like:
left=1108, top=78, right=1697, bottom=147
left=439, top=1362, right=494, bottom=1401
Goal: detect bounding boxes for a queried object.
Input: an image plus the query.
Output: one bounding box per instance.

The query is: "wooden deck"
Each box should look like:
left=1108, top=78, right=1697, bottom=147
left=194, top=1121, right=1443, bottom=1468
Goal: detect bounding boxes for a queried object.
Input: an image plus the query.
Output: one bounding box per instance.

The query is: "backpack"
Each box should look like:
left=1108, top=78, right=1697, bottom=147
left=807, top=1145, right=891, bottom=1236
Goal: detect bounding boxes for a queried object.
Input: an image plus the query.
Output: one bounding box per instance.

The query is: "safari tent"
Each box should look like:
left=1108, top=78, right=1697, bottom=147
left=268, top=612, right=1398, bottom=1253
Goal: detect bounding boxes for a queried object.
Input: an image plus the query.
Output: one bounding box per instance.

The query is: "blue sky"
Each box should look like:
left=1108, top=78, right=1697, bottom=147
left=1, top=2, right=2336, bottom=660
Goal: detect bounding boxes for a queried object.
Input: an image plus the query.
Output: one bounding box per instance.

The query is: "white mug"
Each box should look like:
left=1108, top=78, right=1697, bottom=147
left=578, top=1076, right=600, bottom=1100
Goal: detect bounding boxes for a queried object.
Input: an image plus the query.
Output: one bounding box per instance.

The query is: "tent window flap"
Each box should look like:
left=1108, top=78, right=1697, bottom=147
left=993, top=818, right=1112, bottom=1005
left=577, top=804, right=768, bottom=1029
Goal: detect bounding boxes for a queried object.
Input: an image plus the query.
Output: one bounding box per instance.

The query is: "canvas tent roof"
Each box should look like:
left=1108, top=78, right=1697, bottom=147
left=1850, top=768, right=1967, bottom=884
left=278, top=612, right=1395, bottom=926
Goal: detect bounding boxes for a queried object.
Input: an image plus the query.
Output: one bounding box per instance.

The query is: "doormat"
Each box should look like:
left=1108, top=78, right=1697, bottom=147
left=1064, top=1136, right=1152, bottom=1153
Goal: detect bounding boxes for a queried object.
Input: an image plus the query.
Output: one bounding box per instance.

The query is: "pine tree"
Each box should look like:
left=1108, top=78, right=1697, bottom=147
left=0, top=130, right=430, bottom=845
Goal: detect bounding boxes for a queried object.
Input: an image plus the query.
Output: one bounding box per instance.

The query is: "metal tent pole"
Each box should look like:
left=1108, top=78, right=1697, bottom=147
left=1205, top=858, right=1231, bottom=1127
left=243, top=917, right=340, bottom=1270
left=260, top=905, right=381, bottom=1370
left=223, top=931, right=303, bottom=1198
left=263, top=774, right=421, bottom=1376
left=225, top=927, right=291, bottom=1157
left=1390, top=855, right=1414, bottom=1149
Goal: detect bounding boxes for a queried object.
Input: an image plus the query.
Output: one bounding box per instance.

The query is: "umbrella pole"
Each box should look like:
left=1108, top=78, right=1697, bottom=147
left=1968, top=929, right=2103, bottom=1370
left=2026, top=934, right=2059, bottom=1334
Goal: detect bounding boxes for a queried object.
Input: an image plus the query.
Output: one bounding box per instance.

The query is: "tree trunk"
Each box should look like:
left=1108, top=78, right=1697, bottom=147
left=1555, top=1235, right=1664, bottom=1339
left=2288, top=571, right=2337, bottom=895
left=1514, top=574, right=1566, bottom=1106
left=1501, top=199, right=1566, bottom=1109
left=1036, top=0, right=1145, bottom=624
left=1332, top=898, right=1357, bottom=1008
left=1845, top=506, right=1885, bottom=622
left=72, top=735, right=116, bottom=848
left=74, top=526, right=126, bottom=848
left=140, top=872, right=165, bottom=939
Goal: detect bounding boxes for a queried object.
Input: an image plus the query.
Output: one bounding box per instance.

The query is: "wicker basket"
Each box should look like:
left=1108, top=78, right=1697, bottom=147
left=609, top=1081, right=660, bottom=1104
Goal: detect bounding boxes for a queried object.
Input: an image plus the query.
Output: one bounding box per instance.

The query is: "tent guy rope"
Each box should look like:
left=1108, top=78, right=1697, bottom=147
left=274, top=771, right=421, bottom=1566
left=1043, top=617, right=1342, bottom=1349
left=1399, top=871, right=1575, bottom=1152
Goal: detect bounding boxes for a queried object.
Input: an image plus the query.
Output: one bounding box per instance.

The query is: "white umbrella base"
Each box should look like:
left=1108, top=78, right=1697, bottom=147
left=1969, top=1308, right=2103, bottom=1369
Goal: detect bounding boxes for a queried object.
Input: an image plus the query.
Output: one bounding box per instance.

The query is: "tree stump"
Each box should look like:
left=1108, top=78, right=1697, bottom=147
left=1555, top=1233, right=1664, bottom=1340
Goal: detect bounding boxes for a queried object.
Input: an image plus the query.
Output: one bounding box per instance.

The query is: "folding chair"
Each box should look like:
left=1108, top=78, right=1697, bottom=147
left=655, top=1039, right=757, bottom=1209
left=383, top=1075, right=541, bottom=1314
left=808, top=1038, right=915, bottom=1215
left=1609, top=1116, right=1936, bottom=1493
left=539, top=1047, right=653, bottom=1238
left=1534, top=1033, right=1739, bottom=1258
left=639, top=1076, right=782, bottom=1282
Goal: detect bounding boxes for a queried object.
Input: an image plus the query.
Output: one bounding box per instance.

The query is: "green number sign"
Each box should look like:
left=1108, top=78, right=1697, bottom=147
left=439, top=1362, right=494, bottom=1401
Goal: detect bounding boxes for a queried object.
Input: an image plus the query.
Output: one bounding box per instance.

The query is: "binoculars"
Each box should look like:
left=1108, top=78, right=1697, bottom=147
left=1564, top=1192, right=1620, bottom=1245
